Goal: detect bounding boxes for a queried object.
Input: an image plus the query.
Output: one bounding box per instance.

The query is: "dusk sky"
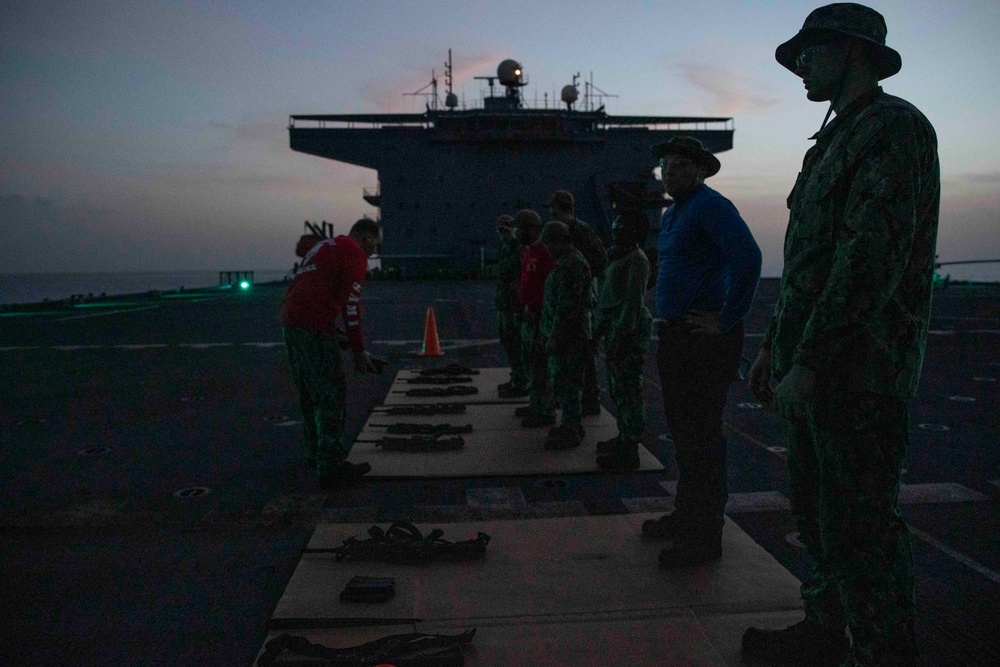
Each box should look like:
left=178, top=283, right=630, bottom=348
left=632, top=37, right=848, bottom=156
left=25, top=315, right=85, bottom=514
left=2, top=0, right=998, bottom=279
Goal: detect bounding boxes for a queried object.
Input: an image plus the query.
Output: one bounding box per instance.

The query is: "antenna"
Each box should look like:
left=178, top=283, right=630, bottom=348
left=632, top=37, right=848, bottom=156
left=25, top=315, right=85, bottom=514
left=474, top=76, right=497, bottom=99
left=405, top=68, right=441, bottom=111
left=581, top=71, right=617, bottom=112
left=444, top=49, right=458, bottom=109
left=445, top=49, right=453, bottom=96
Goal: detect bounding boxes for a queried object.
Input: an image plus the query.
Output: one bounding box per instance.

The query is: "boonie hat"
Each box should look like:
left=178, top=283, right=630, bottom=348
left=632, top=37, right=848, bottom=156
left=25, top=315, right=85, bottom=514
left=546, top=190, right=574, bottom=211
left=515, top=209, right=541, bottom=228
left=775, top=3, right=901, bottom=80
left=539, top=220, right=572, bottom=243
left=651, top=136, right=721, bottom=178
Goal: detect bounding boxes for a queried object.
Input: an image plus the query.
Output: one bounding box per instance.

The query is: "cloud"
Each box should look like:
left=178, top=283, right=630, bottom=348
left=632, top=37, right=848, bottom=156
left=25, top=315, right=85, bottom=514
left=960, top=172, right=1000, bottom=185
left=675, top=64, right=781, bottom=117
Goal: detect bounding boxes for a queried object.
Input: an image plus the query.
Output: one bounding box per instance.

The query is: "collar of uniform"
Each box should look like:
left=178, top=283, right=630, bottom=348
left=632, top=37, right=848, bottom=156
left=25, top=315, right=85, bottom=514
left=671, top=182, right=707, bottom=205
left=809, top=86, right=883, bottom=142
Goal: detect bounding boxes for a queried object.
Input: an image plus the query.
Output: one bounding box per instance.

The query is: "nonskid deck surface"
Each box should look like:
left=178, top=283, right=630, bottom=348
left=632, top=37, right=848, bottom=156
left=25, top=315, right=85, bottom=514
left=1, top=279, right=999, bottom=666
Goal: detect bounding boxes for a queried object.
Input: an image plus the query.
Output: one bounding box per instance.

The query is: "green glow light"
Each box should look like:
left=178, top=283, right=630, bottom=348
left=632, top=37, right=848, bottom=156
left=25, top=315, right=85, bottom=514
left=240, top=281, right=250, bottom=289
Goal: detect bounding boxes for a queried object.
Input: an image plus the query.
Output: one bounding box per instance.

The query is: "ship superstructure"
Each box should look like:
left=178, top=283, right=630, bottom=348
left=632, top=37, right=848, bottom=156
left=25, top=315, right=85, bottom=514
left=289, top=52, right=734, bottom=276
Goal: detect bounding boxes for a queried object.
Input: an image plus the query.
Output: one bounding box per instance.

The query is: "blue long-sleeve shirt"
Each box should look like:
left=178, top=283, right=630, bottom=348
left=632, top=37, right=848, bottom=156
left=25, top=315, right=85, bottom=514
left=655, top=184, right=762, bottom=333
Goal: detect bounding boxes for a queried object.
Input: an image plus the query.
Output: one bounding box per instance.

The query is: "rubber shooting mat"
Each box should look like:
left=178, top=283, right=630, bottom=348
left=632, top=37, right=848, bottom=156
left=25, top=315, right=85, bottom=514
left=260, top=514, right=804, bottom=666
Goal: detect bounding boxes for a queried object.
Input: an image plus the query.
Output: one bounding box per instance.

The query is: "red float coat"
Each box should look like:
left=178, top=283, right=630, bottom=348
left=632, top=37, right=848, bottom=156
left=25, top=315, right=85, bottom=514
left=517, top=243, right=555, bottom=315
left=280, top=235, right=368, bottom=352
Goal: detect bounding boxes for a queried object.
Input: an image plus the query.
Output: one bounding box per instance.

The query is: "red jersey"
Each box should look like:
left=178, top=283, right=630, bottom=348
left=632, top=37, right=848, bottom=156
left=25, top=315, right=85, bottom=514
left=280, top=235, right=368, bottom=352
left=517, top=243, right=555, bottom=314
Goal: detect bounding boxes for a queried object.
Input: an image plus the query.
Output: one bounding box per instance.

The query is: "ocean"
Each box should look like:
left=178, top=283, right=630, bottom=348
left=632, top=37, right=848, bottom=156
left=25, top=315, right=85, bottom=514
left=0, top=270, right=293, bottom=306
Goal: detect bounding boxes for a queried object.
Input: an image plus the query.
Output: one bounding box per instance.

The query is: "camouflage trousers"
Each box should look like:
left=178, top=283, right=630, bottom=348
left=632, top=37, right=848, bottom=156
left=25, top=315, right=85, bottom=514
left=283, top=327, right=348, bottom=476
left=606, top=342, right=646, bottom=442
left=548, top=338, right=588, bottom=425
left=520, top=315, right=552, bottom=416
left=497, top=310, right=528, bottom=389
left=786, top=389, right=919, bottom=666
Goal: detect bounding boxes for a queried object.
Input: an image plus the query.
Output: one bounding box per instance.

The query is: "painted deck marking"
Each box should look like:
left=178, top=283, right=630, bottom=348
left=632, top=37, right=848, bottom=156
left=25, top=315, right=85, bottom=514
left=726, top=491, right=791, bottom=513
left=898, top=483, right=989, bottom=504
left=910, top=526, right=1000, bottom=585
left=918, top=423, right=950, bottom=432
left=724, top=421, right=788, bottom=461
left=55, top=305, right=160, bottom=321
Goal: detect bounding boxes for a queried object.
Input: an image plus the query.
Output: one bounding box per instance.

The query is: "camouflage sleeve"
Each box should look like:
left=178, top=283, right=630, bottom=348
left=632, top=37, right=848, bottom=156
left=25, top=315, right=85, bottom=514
left=607, top=253, right=649, bottom=347
left=549, top=260, right=591, bottom=343
left=760, top=309, right=777, bottom=350
left=792, top=109, right=930, bottom=372
left=574, top=223, right=608, bottom=279
left=585, top=227, right=608, bottom=278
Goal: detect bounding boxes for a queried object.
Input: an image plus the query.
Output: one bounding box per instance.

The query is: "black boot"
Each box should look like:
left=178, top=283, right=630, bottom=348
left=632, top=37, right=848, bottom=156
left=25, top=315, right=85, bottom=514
left=641, top=511, right=689, bottom=539
left=658, top=534, right=722, bottom=569
left=596, top=446, right=640, bottom=470
left=521, top=411, right=556, bottom=428
left=741, top=618, right=849, bottom=667
left=498, top=385, right=530, bottom=398
left=318, top=461, right=372, bottom=489
left=595, top=435, right=621, bottom=454
left=545, top=423, right=583, bottom=450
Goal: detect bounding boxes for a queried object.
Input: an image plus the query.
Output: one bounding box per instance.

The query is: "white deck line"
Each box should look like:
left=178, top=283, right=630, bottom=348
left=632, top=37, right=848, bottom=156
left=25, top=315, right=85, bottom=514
left=54, top=305, right=161, bottom=321
left=910, top=526, right=1000, bottom=585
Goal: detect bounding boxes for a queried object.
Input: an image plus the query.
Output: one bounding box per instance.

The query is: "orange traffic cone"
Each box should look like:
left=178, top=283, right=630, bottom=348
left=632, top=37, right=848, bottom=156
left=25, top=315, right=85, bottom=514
left=418, top=307, right=444, bottom=356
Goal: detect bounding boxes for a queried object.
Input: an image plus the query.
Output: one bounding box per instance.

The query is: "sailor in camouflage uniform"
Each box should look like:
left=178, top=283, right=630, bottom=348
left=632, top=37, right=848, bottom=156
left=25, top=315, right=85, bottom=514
left=547, top=190, right=608, bottom=416
left=513, top=209, right=558, bottom=428
left=539, top=221, right=594, bottom=450
left=743, top=5, right=940, bottom=667
left=593, top=210, right=653, bottom=470
left=494, top=214, right=529, bottom=397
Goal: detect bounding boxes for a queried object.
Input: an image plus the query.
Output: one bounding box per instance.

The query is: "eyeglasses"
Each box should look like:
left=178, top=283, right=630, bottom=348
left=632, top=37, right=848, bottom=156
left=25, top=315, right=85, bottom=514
left=796, top=41, right=841, bottom=68
left=659, top=157, right=694, bottom=170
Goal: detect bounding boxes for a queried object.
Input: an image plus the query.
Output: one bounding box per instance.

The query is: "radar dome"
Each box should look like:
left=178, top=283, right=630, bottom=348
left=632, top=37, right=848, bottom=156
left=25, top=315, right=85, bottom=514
left=445, top=92, right=459, bottom=108
left=561, top=85, right=579, bottom=105
left=497, top=60, right=523, bottom=87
